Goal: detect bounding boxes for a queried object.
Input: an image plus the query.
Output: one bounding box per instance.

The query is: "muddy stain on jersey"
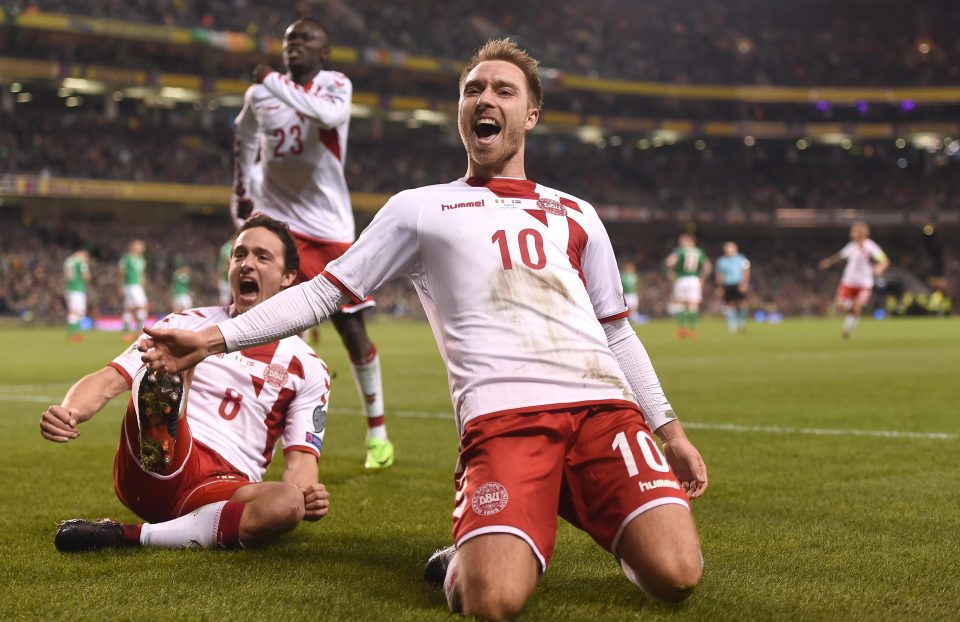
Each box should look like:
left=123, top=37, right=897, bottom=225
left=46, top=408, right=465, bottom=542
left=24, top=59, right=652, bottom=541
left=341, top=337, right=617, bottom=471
left=584, top=354, right=635, bottom=401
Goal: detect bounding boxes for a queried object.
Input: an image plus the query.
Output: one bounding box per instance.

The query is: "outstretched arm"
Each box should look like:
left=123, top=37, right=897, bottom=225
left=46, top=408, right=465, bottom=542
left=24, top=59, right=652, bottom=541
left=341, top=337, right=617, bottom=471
left=604, top=318, right=708, bottom=498
left=141, top=275, right=344, bottom=373
left=40, top=366, right=129, bottom=443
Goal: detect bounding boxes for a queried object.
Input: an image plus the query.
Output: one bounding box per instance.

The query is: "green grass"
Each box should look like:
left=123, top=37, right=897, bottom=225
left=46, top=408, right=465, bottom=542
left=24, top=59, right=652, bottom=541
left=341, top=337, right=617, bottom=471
left=1, top=317, right=958, bottom=620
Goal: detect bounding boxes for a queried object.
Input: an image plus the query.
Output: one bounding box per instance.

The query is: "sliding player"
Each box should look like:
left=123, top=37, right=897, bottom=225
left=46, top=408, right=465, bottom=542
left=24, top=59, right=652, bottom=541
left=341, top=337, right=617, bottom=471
left=41, top=215, right=330, bottom=552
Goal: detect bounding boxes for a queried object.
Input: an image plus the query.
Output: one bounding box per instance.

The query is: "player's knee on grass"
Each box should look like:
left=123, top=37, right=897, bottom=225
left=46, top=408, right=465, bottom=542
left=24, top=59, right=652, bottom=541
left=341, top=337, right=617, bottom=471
left=237, top=482, right=305, bottom=546
left=456, top=535, right=539, bottom=620
left=617, top=506, right=703, bottom=603
left=458, top=569, right=532, bottom=621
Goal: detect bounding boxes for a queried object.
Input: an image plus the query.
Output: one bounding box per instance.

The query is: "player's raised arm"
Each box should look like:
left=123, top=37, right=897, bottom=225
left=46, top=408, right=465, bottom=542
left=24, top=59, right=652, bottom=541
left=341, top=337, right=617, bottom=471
left=258, top=70, right=351, bottom=129
left=231, top=89, right=260, bottom=226
left=39, top=366, right=129, bottom=443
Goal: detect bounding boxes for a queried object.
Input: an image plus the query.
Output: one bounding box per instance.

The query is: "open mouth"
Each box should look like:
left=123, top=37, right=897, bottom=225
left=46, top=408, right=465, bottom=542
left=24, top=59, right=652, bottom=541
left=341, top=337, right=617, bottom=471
left=474, top=118, right=501, bottom=145
left=238, top=278, right=260, bottom=298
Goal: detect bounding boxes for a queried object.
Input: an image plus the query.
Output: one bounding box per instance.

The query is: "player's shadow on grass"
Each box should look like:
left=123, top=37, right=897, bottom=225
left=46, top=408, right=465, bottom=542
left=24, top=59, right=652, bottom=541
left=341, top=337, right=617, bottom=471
left=270, top=531, right=450, bottom=607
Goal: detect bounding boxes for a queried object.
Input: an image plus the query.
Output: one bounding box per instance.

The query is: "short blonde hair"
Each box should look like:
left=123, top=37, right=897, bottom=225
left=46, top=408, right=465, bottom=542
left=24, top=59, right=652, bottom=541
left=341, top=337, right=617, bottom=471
left=459, top=38, right=543, bottom=110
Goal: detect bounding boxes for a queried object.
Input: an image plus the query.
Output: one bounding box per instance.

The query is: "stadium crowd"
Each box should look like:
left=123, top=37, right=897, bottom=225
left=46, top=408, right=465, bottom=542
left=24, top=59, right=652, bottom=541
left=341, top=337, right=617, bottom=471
left=7, top=0, right=960, bottom=86
left=4, top=102, right=959, bottom=214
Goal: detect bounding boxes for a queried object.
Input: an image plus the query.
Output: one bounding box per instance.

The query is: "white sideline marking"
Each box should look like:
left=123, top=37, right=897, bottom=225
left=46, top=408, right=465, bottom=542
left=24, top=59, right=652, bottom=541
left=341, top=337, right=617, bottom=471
left=4, top=388, right=956, bottom=441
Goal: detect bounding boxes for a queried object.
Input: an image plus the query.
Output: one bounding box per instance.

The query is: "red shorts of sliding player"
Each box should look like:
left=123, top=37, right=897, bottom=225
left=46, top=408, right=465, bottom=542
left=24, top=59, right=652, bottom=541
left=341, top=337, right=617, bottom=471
left=113, top=405, right=250, bottom=524
left=452, top=403, right=689, bottom=569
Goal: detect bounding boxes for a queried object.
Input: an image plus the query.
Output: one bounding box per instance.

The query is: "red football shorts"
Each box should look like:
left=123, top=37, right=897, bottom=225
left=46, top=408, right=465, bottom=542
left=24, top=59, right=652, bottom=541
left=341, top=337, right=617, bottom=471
left=836, top=283, right=871, bottom=307
left=113, top=403, right=250, bottom=523
left=452, top=403, right=690, bottom=569
left=291, top=231, right=374, bottom=314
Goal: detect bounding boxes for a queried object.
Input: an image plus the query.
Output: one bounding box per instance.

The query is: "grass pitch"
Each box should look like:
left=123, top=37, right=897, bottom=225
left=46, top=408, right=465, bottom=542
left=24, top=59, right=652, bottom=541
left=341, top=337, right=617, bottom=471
left=1, top=317, right=958, bottom=621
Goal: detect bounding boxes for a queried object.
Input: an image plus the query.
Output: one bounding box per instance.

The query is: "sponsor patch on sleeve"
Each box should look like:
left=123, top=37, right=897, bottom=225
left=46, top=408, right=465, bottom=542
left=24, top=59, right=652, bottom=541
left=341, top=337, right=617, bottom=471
left=305, top=432, right=323, bottom=452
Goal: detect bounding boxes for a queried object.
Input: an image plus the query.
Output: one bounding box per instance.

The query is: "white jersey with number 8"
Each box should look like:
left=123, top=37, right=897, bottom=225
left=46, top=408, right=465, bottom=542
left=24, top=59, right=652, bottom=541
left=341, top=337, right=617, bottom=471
left=111, top=307, right=330, bottom=481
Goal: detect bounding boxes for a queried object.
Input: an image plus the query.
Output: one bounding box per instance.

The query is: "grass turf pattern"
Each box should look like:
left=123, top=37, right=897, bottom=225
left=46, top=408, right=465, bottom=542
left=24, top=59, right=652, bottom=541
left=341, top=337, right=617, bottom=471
left=1, top=317, right=958, bottom=620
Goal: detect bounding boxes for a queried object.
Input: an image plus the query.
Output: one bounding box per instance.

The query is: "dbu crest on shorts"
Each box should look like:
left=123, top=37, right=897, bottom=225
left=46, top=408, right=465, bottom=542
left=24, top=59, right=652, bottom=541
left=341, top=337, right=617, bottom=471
left=472, top=482, right=509, bottom=516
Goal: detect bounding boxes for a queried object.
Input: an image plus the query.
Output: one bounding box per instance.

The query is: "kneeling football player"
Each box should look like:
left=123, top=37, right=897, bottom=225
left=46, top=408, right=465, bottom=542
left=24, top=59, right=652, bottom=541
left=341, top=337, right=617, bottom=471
left=40, top=215, right=332, bottom=551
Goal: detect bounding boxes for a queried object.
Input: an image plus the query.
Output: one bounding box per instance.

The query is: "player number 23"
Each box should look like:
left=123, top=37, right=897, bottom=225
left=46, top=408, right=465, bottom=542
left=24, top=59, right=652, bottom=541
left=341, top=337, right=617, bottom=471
left=612, top=430, right=670, bottom=476
left=491, top=228, right=546, bottom=271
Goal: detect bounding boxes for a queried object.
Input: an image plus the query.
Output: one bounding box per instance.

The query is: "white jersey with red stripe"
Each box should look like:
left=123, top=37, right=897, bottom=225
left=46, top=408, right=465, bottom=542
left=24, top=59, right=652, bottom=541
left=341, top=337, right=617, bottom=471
left=321, top=177, right=634, bottom=432
left=840, top=239, right=886, bottom=288
left=111, top=306, right=330, bottom=481
left=234, top=69, right=354, bottom=243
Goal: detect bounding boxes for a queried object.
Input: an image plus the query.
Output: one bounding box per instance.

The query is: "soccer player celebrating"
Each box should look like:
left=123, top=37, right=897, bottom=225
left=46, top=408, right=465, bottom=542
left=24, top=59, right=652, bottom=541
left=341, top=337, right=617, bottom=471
left=665, top=233, right=711, bottom=339
left=819, top=221, right=889, bottom=338
left=715, top=242, right=751, bottom=334
left=118, top=239, right=148, bottom=340
left=41, top=215, right=331, bottom=552
left=232, top=17, right=393, bottom=469
left=63, top=248, right=90, bottom=342
left=142, top=39, right=707, bottom=619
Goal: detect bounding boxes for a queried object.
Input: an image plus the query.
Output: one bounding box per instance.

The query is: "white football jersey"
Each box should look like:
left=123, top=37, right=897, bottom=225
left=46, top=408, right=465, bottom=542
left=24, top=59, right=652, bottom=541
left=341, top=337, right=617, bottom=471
left=321, top=178, right=633, bottom=432
left=234, top=70, right=354, bottom=243
left=111, top=306, right=330, bottom=481
left=840, top=239, right=886, bottom=288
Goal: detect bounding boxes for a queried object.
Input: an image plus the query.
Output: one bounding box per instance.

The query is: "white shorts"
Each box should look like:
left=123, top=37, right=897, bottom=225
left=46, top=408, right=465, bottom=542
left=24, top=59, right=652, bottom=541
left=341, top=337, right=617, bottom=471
left=673, top=276, right=702, bottom=305
left=65, top=291, right=86, bottom=316
left=123, top=284, right=148, bottom=309
left=218, top=281, right=232, bottom=306
left=624, top=292, right=639, bottom=313
left=172, top=294, right=193, bottom=312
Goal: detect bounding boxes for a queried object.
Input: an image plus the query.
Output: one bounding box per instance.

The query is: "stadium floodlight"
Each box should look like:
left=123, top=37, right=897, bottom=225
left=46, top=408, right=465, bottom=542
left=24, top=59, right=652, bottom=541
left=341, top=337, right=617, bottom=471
left=62, top=78, right=106, bottom=95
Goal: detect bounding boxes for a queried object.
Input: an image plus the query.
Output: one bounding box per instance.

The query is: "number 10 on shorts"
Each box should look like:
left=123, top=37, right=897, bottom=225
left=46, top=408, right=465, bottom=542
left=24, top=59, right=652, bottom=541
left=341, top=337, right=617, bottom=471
left=612, top=430, right=670, bottom=477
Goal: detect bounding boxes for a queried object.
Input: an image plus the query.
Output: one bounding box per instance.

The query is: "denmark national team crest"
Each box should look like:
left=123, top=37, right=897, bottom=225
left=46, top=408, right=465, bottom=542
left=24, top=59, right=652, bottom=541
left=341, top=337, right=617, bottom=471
left=472, top=482, right=509, bottom=516
left=263, top=363, right=289, bottom=388
left=537, top=197, right=566, bottom=216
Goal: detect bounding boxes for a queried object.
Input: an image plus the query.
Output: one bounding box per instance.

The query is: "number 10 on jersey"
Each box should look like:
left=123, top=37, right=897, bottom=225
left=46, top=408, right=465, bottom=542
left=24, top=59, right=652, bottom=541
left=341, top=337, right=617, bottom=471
left=492, top=229, right=546, bottom=271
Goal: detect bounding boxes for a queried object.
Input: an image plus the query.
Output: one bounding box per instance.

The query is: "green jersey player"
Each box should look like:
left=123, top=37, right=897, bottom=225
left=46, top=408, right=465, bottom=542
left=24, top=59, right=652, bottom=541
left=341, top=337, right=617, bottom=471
left=63, top=249, right=91, bottom=341
left=118, top=240, right=148, bottom=338
left=171, top=260, right=193, bottom=312
left=665, top=233, right=711, bottom=338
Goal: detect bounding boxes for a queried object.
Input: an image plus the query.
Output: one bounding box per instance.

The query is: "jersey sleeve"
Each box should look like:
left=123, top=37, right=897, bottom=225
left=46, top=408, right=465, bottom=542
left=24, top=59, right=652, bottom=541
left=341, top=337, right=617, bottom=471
left=261, top=71, right=351, bottom=129
left=232, top=86, right=261, bottom=218
left=281, top=356, right=331, bottom=457
left=574, top=204, right=629, bottom=323
left=839, top=242, right=855, bottom=259
left=108, top=312, right=183, bottom=386
left=321, top=190, right=422, bottom=302
left=867, top=240, right=887, bottom=261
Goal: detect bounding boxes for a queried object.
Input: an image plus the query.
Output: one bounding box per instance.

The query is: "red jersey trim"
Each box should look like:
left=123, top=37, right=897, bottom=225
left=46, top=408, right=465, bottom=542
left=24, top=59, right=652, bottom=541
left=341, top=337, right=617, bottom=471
left=321, top=270, right=363, bottom=303
left=108, top=362, right=134, bottom=388
left=598, top=310, right=630, bottom=324
left=466, top=398, right=640, bottom=431
left=465, top=177, right=539, bottom=199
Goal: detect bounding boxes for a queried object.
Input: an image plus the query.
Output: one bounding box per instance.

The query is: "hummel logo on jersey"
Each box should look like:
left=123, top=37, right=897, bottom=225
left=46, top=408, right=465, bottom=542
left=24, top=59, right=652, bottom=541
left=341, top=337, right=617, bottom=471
left=441, top=199, right=485, bottom=211
left=638, top=479, right=682, bottom=492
